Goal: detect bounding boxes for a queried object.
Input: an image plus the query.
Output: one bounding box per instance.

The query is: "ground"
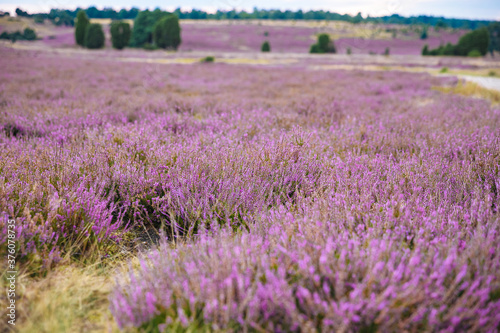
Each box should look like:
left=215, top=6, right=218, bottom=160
left=1, top=17, right=500, bottom=333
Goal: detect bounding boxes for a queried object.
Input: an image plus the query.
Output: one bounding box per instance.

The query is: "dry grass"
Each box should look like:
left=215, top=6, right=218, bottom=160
left=433, top=80, right=500, bottom=104
left=12, top=263, right=123, bottom=333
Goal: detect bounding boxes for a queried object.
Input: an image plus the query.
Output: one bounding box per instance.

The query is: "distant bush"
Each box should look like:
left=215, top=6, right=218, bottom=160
left=153, top=15, right=181, bottom=50
left=0, top=28, right=37, bottom=42
left=75, top=10, right=89, bottom=46
left=347, top=47, right=352, bottom=55
left=488, top=70, right=497, bottom=77
left=420, top=28, right=428, bottom=40
left=200, top=56, right=215, bottom=63
left=130, top=9, right=172, bottom=47
left=467, top=49, right=482, bottom=57
left=34, top=15, right=45, bottom=24
left=84, top=23, right=105, bottom=49
left=456, top=27, right=489, bottom=56
left=422, top=44, right=429, bottom=55
left=110, top=21, right=131, bottom=50
left=23, top=28, right=37, bottom=41
left=423, top=27, right=489, bottom=57
left=264, top=31, right=269, bottom=36
left=440, top=67, right=449, bottom=73
left=261, top=41, right=270, bottom=52
left=384, top=47, right=390, bottom=56
left=310, top=33, right=336, bottom=54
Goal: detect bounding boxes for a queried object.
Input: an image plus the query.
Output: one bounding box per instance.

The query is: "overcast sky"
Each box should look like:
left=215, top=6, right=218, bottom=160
left=1, top=0, right=499, bottom=20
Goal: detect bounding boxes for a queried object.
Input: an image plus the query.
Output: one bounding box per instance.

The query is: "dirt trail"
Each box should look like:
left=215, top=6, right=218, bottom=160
left=459, top=75, right=500, bottom=92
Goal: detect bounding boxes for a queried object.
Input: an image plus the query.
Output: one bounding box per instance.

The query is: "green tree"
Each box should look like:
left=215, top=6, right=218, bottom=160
left=75, top=10, right=89, bottom=46
left=488, top=22, right=500, bottom=57
left=110, top=21, right=131, bottom=50
left=456, top=27, right=489, bottom=56
left=84, top=23, right=105, bottom=49
left=261, top=41, right=270, bottom=52
left=153, top=15, right=181, bottom=50
left=130, top=9, right=170, bottom=47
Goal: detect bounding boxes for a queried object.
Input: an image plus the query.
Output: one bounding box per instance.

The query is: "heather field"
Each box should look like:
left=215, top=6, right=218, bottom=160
left=1, top=15, right=500, bottom=331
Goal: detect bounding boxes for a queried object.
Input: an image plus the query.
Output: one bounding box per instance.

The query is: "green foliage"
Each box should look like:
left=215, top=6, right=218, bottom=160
left=488, top=22, right=500, bottom=56
left=384, top=47, right=390, bottom=56
left=130, top=9, right=171, bottom=47
left=263, top=31, right=269, bottom=36
left=467, top=49, right=482, bottom=57
left=110, top=21, right=131, bottom=50
left=422, top=44, right=429, bottom=56
left=420, top=28, right=428, bottom=40
left=309, top=44, right=320, bottom=54
left=261, top=41, right=271, bottom=52
left=347, top=47, right=352, bottom=55
left=488, top=70, right=497, bottom=77
left=34, top=15, right=45, bottom=24
left=75, top=10, right=89, bottom=46
left=456, top=27, right=489, bottom=56
left=84, top=23, right=105, bottom=49
left=153, top=15, right=181, bottom=50
left=309, top=33, right=336, bottom=54
left=0, top=29, right=37, bottom=42
left=200, top=56, right=215, bottom=63
left=440, top=67, right=448, bottom=73
left=424, top=27, right=489, bottom=57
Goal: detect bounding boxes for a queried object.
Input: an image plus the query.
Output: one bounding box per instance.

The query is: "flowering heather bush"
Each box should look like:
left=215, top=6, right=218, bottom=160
left=0, top=46, right=499, bottom=330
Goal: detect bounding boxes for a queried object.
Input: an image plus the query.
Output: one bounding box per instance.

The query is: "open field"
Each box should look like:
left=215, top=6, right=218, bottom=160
left=1, top=40, right=500, bottom=331
left=0, top=17, right=468, bottom=55
left=1, top=13, right=500, bottom=332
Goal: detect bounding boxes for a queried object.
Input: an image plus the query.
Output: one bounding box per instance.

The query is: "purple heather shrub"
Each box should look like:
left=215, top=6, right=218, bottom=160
left=0, top=46, right=499, bottom=329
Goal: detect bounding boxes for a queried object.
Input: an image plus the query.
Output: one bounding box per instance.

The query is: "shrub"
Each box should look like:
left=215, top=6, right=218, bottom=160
left=263, top=31, right=269, bottom=36
left=422, top=44, right=429, bottom=55
left=261, top=41, right=270, bottom=52
left=384, top=47, right=390, bottom=56
left=153, top=15, right=181, bottom=50
left=34, top=15, right=44, bottom=24
left=440, top=67, right=448, bottom=73
left=110, top=21, right=131, bottom=50
left=200, top=56, right=215, bottom=63
left=488, top=70, right=497, bottom=77
left=23, top=27, right=37, bottom=41
left=456, top=27, right=489, bottom=56
left=130, top=9, right=170, bottom=47
left=467, top=49, right=482, bottom=57
left=347, top=47, right=352, bottom=55
left=0, top=29, right=37, bottom=42
left=309, top=33, right=336, bottom=54
left=420, top=28, right=428, bottom=40
left=309, top=44, right=320, bottom=54
left=84, top=23, right=105, bottom=49
left=75, top=10, right=89, bottom=47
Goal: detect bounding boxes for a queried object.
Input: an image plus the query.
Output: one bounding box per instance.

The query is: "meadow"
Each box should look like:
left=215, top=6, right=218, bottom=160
left=1, top=16, right=500, bottom=333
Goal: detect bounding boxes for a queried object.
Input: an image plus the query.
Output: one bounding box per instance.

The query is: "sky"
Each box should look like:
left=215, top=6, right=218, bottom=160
left=1, top=0, right=499, bottom=20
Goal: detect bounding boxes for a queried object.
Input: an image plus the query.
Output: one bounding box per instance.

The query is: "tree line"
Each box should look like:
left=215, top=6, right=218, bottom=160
left=12, top=7, right=495, bottom=30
